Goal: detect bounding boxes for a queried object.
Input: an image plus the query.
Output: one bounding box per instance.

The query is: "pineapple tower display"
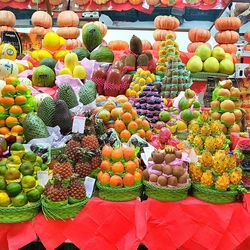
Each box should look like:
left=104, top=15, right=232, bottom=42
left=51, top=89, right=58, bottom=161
left=187, top=111, right=229, bottom=156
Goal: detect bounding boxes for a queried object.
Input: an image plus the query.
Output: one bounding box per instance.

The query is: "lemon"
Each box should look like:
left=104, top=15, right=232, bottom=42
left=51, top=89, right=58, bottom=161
left=59, top=67, right=72, bottom=76
left=0, top=44, right=17, bottom=60
left=130, top=90, right=137, bottom=97
left=17, top=63, right=26, bottom=73
left=0, top=192, right=10, bottom=207
left=146, top=77, right=152, bottom=83
left=139, top=78, right=146, bottom=85
left=54, top=50, right=69, bottom=61
left=150, top=74, right=156, bottom=81
left=130, top=81, right=135, bottom=87
left=134, top=84, right=140, bottom=92
left=37, top=49, right=53, bottom=61
left=73, top=65, right=87, bottom=79
left=59, top=36, right=66, bottom=47
left=43, top=32, right=61, bottom=51
left=135, top=77, right=140, bottom=82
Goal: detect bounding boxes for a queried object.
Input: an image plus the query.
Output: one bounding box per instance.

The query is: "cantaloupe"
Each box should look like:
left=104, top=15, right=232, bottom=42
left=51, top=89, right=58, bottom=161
left=218, top=88, right=230, bottom=98
left=221, top=112, right=236, bottom=127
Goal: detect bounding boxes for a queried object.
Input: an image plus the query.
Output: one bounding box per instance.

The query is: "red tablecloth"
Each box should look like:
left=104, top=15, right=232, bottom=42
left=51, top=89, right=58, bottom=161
left=2, top=196, right=250, bottom=250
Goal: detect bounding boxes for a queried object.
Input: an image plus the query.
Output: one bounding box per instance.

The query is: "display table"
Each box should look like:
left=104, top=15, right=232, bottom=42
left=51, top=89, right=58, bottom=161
left=1, top=196, right=250, bottom=250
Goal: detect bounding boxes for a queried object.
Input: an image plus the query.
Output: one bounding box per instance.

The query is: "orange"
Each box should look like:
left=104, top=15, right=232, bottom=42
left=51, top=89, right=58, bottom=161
left=142, top=119, right=150, bottom=131
left=135, top=118, right=143, bottom=129
left=122, top=112, right=132, bottom=125
left=128, top=121, right=138, bottom=134
left=114, top=120, right=126, bottom=133
left=125, top=161, right=137, bottom=174
left=110, top=175, right=123, bottom=187
left=137, top=129, right=146, bottom=139
left=5, top=116, right=19, bottom=128
left=0, top=120, right=5, bottom=128
left=122, top=102, right=133, bottom=112
left=100, top=160, right=111, bottom=171
left=97, top=171, right=104, bottom=182
left=0, top=127, right=10, bottom=135
left=145, top=130, right=153, bottom=141
left=120, top=130, right=131, bottom=142
left=100, top=173, right=111, bottom=185
left=9, top=105, right=23, bottom=117
left=131, top=108, right=138, bottom=119
left=111, top=148, right=123, bottom=162
left=123, top=173, right=135, bottom=187
left=15, top=96, right=27, bottom=105
left=102, top=145, right=113, bottom=159
left=2, top=97, right=14, bottom=108
left=123, top=147, right=135, bottom=161
left=1, top=85, right=16, bottom=97
left=11, top=125, right=23, bottom=134
left=134, top=172, right=142, bottom=182
left=111, top=162, right=124, bottom=173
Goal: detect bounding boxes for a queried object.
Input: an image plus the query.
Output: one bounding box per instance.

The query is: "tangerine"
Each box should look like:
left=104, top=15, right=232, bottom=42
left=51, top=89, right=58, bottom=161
left=120, top=130, right=131, bottom=142
left=11, top=125, right=23, bottom=134
left=122, top=112, right=132, bottom=125
left=131, top=109, right=138, bottom=119
left=123, top=147, right=135, bottom=161
left=1, top=85, right=16, bottom=97
left=135, top=118, right=143, bottom=129
left=97, top=171, right=104, bottom=182
left=123, top=173, right=135, bottom=187
left=102, top=145, right=113, bottom=159
left=0, top=127, right=10, bottom=135
left=2, top=97, right=14, bottom=108
left=122, top=102, right=133, bottom=112
left=111, top=162, right=124, bottom=173
left=128, top=121, right=138, bottom=134
left=142, top=119, right=150, bottom=131
left=0, top=120, right=5, bottom=127
left=114, top=120, right=126, bottom=133
left=15, top=96, right=27, bottom=105
left=100, top=160, right=111, bottom=171
left=9, top=105, right=23, bottom=117
left=111, top=148, right=123, bottom=162
left=137, top=129, right=146, bottom=139
left=145, top=130, right=153, bottom=141
left=125, top=161, right=137, bottom=174
left=134, top=172, right=142, bottom=182
left=110, top=175, right=123, bottom=187
left=100, top=173, right=111, bottom=185
left=5, top=116, right=19, bottom=128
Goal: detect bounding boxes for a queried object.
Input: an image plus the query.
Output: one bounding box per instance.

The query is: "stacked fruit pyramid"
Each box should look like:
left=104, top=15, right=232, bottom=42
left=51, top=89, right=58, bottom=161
left=97, top=145, right=142, bottom=201
left=30, top=11, right=52, bottom=37
left=0, top=78, right=35, bottom=143
left=187, top=111, right=229, bottom=156
left=126, top=68, right=157, bottom=98
left=210, top=79, right=243, bottom=135
left=0, top=143, right=45, bottom=217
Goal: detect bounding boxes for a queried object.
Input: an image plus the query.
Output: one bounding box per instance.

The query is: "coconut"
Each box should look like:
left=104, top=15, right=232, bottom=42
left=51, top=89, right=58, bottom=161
left=162, top=165, right=172, bottom=175
left=149, top=174, right=158, bottom=183
left=175, top=151, right=182, bottom=159
left=228, top=124, right=240, bottom=133
left=168, top=176, right=177, bottom=186
left=151, top=150, right=165, bottom=164
left=220, top=100, right=235, bottom=111
left=218, top=88, right=231, bottom=98
left=220, top=80, right=232, bottom=90
left=230, top=87, right=241, bottom=98
left=178, top=173, right=188, bottom=184
left=210, top=100, right=220, bottom=109
left=211, top=112, right=221, bottom=120
left=164, top=154, right=176, bottom=164
left=152, top=164, right=163, bottom=172
left=221, top=112, right=236, bottom=127
left=157, top=176, right=168, bottom=186
left=172, top=166, right=185, bottom=177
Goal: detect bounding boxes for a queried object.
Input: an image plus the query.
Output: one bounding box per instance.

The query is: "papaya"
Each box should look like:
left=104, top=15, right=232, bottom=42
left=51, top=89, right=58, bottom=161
left=82, top=24, right=102, bottom=52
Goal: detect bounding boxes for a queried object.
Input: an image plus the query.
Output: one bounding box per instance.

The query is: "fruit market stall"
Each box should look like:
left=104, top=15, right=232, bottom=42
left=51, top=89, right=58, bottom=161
left=0, top=2, right=249, bottom=250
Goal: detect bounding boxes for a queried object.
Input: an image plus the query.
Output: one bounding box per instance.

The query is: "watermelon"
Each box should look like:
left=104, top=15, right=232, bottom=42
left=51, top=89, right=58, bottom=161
left=32, top=65, right=55, bottom=87
left=82, top=24, right=102, bottom=52
left=72, top=48, right=90, bottom=61
left=39, top=58, right=57, bottom=70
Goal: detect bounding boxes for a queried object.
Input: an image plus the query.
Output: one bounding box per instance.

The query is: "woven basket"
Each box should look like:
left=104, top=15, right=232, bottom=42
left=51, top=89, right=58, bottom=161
left=41, top=198, right=88, bottom=220
left=143, top=180, right=191, bottom=202
left=192, top=183, right=238, bottom=204
left=0, top=201, right=41, bottom=223
left=97, top=182, right=142, bottom=202
left=51, top=146, right=65, bottom=159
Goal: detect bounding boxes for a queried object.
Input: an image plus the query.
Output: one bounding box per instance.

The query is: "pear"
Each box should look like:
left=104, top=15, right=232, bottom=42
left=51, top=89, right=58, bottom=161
left=186, top=56, right=203, bottom=73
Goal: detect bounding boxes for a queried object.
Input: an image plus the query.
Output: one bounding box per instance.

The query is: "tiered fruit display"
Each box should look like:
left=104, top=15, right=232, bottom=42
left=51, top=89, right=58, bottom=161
left=187, top=111, right=230, bottom=155
left=30, top=11, right=52, bottom=37
left=143, top=147, right=189, bottom=187
left=97, top=145, right=142, bottom=188
left=0, top=143, right=46, bottom=207
left=189, top=150, right=242, bottom=192
left=0, top=77, right=35, bottom=143
left=187, top=44, right=235, bottom=75
left=125, top=68, right=157, bottom=98
left=210, top=79, right=243, bottom=134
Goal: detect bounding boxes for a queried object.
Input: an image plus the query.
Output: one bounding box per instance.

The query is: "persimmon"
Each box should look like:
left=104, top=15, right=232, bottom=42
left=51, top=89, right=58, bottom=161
left=5, top=76, right=17, bottom=85
left=0, top=127, right=10, bottom=135
left=137, top=129, right=146, bottom=139
left=114, top=120, right=126, bottom=133
left=15, top=96, right=27, bottom=105
left=102, top=145, right=113, bottom=159
left=135, top=118, right=143, bottom=129
left=110, top=175, right=123, bottom=187
left=2, top=85, right=16, bottom=96
left=100, top=160, right=111, bottom=171
left=122, top=112, right=132, bottom=125
left=125, top=161, right=137, bottom=174
left=123, top=173, right=135, bottom=187
left=100, top=172, right=111, bottom=185
left=0, top=120, right=5, bottom=127
left=0, top=106, right=7, bottom=114
left=134, top=172, right=142, bottom=182
left=111, top=148, right=123, bottom=162
left=128, top=121, right=138, bottom=134
left=16, top=84, right=28, bottom=91
left=97, top=171, right=104, bottom=182
left=5, top=116, right=18, bottom=128
left=111, top=162, right=124, bottom=173
left=11, top=125, right=23, bottom=134
left=122, top=101, right=133, bottom=112
left=131, top=108, right=138, bottom=119
left=120, top=130, right=131, bottom=142
left=123, top=147, right=135, bottom=161
left=134, top=158, right=140, bottom=167
left=9, top=105, right=22, bottom=116
left=2, top=97, right=14, bottom=108
left=142, top=120, right=150, bottom=131
left=145, top=130, right=153, bottom=140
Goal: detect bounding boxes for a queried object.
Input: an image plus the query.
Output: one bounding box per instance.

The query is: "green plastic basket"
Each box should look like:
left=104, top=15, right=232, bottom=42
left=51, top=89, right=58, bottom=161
left=41, top=198, right=88, bottom=220
left=192, top=183, right=238, bottom=204
left=51, top=146, right=65, bottom=159
left=0, top=201, right=41, bottom=223
left=143, top=180, right=191, bottom=202
left=97, top=182, right=142, bottom=201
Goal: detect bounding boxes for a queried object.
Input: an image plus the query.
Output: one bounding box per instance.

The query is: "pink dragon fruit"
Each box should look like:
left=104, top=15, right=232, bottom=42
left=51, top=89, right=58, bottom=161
left=119, top=74, right=132, bottom=94
left=104, top=68, right=121, bottom=96
left=150, top=134, right=163, bottom=149
left=92, top=67, right=107, bottom=95
left=167, top=137, right=180, bottom=148
left=159, top=128, right=172, bottom=144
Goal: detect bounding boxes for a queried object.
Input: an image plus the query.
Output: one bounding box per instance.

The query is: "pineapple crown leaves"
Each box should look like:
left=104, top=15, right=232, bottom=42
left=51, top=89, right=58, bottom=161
left=56, top=154, right=69, bottom=163
left=74, top=147, right=96, bottom=160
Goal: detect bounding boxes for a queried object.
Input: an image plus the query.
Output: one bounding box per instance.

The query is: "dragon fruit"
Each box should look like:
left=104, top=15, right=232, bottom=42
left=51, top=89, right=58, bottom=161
left=159, top=128, right=172, bottom=144
left=104, top=68, right=121, bottom=96
left=119, top=74, right=132, bottom=95
left=92, top=67, right=107, bottom=95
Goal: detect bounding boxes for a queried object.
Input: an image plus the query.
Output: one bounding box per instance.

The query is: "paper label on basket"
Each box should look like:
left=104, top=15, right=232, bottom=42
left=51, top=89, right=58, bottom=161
left=142, top=0, right=150, bottom=9
left=72, top=116, right=86, bottom=134
left=141, top=153, right=148, bottom=166
left=84, top=177, right=96, bottom=198
left=37, top=171, right=49, bottom=187
left=144, top=147, right=154, bottom=160
left=189, top=148, right=198, bottom=163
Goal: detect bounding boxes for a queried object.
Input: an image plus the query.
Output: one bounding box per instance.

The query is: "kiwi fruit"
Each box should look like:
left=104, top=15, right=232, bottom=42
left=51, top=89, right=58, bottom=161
left=175, top=151, right=182, bottom=159
left=149, top=174, right=158, bottom=183
left=157, top=176, right=168, bottom=186
left=178, top=173, right=188, bottom=184
left=137, top=54, right=149, bottom=66
left=173, top=166, right=185, bottom=178
left=143, top=169, right=150, bottom=181
left=145, top=51, right=153, bottom=61
left=152, top=164, right=163, bottom=172
left=164, top=154, right=176, bottom=164
left=125, top=54, right=136, bottom=67
left=162, top=165, right=172, bottom=175
left=168, top=176, right=177, bottom=186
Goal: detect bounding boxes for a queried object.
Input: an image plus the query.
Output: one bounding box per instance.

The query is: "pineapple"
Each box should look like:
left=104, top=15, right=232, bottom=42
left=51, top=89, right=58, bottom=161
left=46, top=181, right=68, bottom=202
left=53, top=155, right=73, bottom=179
left=193, top=135, right=203, bottom=147
left=200, top=124, right=211, bottom=136
left=213, top=151, right=227, bottom=175
left=210, top=120, right=222, bottom=134
left=199, top=151, right=213, bottom=168
left=75, top=161, right=92, bottom=178
left=65, top=139, right=81, bottom=161
left=215, top=173, right=230, bottom=191
left=204, top=136, right=216, bottom=152
left=195, top=148, right=202, bottom=155
left=91, top=154, right=102, bottom=169
left=201, top=171, right=214, bottom=187
left=82, top=134, right=99, bottom=150
left=230, top=169, right=242, bottom=185
left=225, top=154, right=237, bottom=170
left=68, top=178, right=86, bottom=204
left=189, top=163, right=203, bottom=182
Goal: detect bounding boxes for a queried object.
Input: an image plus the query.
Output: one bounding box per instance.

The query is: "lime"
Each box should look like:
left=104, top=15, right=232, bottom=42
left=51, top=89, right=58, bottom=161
left=10, top=142, right=25, bottom=151
left=41, top=164, right=48, bottom=171
left=36, top=185, right=44, bottom=194
left=7, top=155, right=21, bottom=166
left=21, top=176, right=36, bottom=189
left=0, top=177, right=6, bottom=190
left=22, top=151, right=37, bottom=163
left=0, top=164, right=7, bottom=176
left=27, top=189, right=41, bottom=202
left=6, top=182, right=22, bottom=197
left=19, top=162, right=34, bottom=176
left=43, top=32, right=61, bottom=51
left=0, top=192, right=10, bottom=207
left=35, top=156, right=43, bottom=166
left=12, top=193, right=28, bottom=207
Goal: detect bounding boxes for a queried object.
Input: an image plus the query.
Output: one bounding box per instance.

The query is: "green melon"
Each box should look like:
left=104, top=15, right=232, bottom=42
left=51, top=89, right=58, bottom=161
left=72, top=48, right=90, bottom=61
left=90, top=46, right=114, bottom=63
left=6, top=183, right=22, bottom=197
left=82, top=24, right=102, bottom=52
left=39, top=58, right=57, bottom=70
left=32, top=65, right=55, bottom=87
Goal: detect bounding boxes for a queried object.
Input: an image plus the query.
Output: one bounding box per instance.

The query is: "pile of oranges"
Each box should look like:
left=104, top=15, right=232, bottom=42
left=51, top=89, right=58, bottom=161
left=97, top=145, right=142, bottom=188
left=0, top=77, right=35, bottom=141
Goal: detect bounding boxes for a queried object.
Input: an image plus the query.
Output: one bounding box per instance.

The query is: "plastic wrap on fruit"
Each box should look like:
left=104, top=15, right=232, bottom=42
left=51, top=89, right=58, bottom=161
left=159, top=128, right=172, bottom=144
left=107, top=128, right=121, bottom=147
left=119, top=74, right=133, bottom=95
left=92, top=67, right=107, bottom=95
left=128, top=134, right=150, bottom=149
left=137, top=54, right=149, bottom=70
left=104, top=68, right=121, bottom=97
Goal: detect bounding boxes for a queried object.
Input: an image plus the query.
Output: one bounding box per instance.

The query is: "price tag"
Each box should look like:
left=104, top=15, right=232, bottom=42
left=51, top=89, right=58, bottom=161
left=1, top=31, right=22, bottom=56
left=141, top=153, right=148, bottom=166
left=142, top=0, right=149, bottom=9
left=143, top=146, right=154, bottom=159
left=72, top=116, right=86, bottom=134
left=84, top=177, right=96, bottom=198
left=37, top=171, right=49, bottom=187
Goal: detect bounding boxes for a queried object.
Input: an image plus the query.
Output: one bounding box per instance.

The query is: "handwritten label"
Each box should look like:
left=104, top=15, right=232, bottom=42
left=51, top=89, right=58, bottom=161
left=37, top=171, right=49, bottom=187
left=84, top=177, right=96, bottom=198
left=72, top=116, right=86, bottom=134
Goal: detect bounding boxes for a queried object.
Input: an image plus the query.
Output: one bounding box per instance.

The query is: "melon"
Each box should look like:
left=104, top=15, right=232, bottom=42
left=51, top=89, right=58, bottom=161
left=218, top=88, right=230, bottom=98
left=220, top=100, right=235, bottom=111
left=32, top=65, right=55, bottom=87
left=90, top=46, right=114, bottom=63
left=72, top=47, right=90, bottom=61
left=82, top=24, right=102, bottom=52
left=221, top=112, right=236, bottom=127
left=39, top=58, right=57, bottom=70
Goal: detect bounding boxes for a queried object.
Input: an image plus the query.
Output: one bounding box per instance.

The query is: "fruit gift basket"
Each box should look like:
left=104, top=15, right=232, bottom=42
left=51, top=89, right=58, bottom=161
left=142, top=147, right=191, bottom=202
